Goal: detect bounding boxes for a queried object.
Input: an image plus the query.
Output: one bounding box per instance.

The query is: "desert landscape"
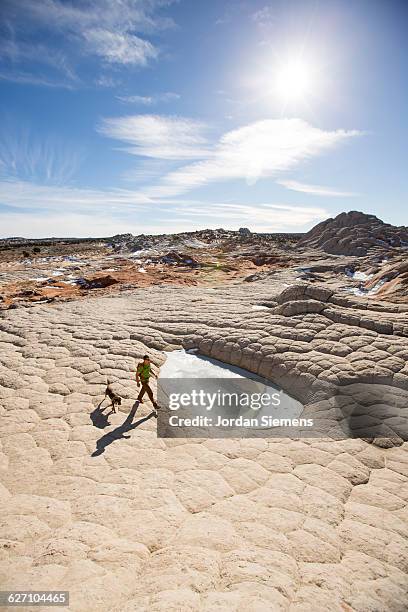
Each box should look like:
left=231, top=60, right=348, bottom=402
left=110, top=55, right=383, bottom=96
left=0, top=210, right=407, bottom=611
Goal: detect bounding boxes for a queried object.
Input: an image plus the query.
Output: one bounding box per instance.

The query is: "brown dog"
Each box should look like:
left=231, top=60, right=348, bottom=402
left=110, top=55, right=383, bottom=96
left=104, top=383, right=122, bottom=413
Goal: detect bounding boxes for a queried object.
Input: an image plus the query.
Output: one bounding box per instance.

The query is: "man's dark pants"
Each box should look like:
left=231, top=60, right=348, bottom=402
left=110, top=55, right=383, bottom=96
left=137, top=380, right=156, bottom=406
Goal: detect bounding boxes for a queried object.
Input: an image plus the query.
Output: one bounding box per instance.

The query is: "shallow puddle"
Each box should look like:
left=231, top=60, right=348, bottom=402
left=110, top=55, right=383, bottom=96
left=159, top=349, right=304, bottom=421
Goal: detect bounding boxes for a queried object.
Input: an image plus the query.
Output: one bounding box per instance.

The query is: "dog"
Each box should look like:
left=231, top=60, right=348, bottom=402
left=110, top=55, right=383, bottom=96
left=104, top=382, right=122, bottom=413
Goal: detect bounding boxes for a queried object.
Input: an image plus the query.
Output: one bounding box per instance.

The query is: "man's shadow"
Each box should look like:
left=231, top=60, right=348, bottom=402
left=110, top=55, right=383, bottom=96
left=91, top=401, right=155, bottom=457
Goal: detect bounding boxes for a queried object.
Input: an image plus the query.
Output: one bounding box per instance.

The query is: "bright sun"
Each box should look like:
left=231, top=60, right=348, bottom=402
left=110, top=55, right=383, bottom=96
left=275, top=59, right=314, bottom=102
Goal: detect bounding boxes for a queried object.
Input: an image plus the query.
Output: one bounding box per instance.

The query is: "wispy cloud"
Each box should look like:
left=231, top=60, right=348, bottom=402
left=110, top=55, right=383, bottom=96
left=0, top=211, right=143, bottom=239
left=252, top=6, right=275, bottom=27
left=94, top=74, right=122, bottom=88
left=98, top=114, right=211, bottom=160
left=0, top=71, right=76, bottom=89
left=0, top=123, right=82, bottom=186
left=0, top=0, right=176, bottom=85
left=0, top=179, right=151, bottom=212
left=0, top=177, right=329, bottom=237
left=0, top=112, right=361, bottom=237
left=277, top=179, right=360, bottom=197
left=16, top=0, right=176, bottom=33
left=0, top=27, right=79, bottom=87
left=166, top=201, right=328, bottom=230
left=141, top=118, right=362, bottom=197
left=83, top=29, right=158, bottom=66
left=0, top=37, right=77, bottom=80
left=98, top=115, right=361, bottom=197
left=117, top=92, right=180, bottom=105
left=121, top=159, right=180, bottom=183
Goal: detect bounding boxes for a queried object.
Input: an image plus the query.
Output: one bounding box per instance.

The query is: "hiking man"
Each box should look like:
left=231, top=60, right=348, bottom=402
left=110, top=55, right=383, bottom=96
left=136, top=355, right=158, bottom=416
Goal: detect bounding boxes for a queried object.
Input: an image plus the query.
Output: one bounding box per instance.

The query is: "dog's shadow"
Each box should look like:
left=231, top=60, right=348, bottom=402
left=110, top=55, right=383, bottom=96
left=91, top=401, right=155, bottom=457
left=90, top=400, right=114, bottom=429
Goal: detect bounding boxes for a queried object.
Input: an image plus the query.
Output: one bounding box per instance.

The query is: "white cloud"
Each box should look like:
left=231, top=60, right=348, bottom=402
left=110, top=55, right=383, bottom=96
left=0, top=38, right=78, bottom=82
left=144, top=118, right=362, bottom=197
left=0, top=71, right=76, bottom=89
left=83, top=29, right=158, bottom=66
left=0, top=128, right=81, bottom=185
left=0, top=179, right=152, bottom=212
left=0, top=177, right=326, bottom=226
left=252, top=6, right=275, bottom=26
left=117, top=95, right=155, bottom=105
left=94, top=75, right=121, bottom=88
left=0, top=212, right=135, bottom=239
left=0, top=180, right=329, bottom=237
left=121, top=159, right=178, bottom=183
left=10, top=0, right=175, bottom=35
left=98, top=114, right=211, bottom=160
left=98, top=115, right=361, bottom=197
left=1, top=0, right=175, bottom=78
left=277, top=179, right=360, bottom=197
left=166, top=201, right=328, bottom=230
left=0, top=115, right=360, bottom=237
left=117, top=92, right=180, bottom=105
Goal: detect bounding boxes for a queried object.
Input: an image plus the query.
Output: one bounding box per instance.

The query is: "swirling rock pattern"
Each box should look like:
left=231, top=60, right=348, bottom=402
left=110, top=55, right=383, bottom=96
left=0, top=280, right=407, bottom=611
left=298, top=211, right=408, bottom=256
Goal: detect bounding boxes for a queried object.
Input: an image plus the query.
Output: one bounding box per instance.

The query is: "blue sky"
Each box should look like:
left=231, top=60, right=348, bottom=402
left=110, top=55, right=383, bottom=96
left=0, top=0, right=407, bottom=237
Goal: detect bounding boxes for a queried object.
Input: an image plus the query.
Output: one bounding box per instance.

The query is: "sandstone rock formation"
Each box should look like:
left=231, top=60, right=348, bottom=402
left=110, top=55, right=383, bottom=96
left=298, top=211, right=408, bottom=256
left=0, top=279, right=407, bottom=610
left=363, top=258, right=408, bottom=303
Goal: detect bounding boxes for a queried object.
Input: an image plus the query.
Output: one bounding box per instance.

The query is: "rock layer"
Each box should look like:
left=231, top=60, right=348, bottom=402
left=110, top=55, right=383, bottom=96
left=364, top=258, right=408, bottom=303
left=298, top=211, right=408, bottom=256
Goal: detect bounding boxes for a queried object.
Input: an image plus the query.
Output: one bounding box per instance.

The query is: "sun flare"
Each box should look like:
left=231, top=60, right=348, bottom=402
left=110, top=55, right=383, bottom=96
left=275, top=58, right=315, bottom=102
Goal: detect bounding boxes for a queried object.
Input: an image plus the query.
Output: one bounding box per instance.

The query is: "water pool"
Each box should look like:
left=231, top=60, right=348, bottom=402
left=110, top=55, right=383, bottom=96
left=159, top=349, right=303, bottom=423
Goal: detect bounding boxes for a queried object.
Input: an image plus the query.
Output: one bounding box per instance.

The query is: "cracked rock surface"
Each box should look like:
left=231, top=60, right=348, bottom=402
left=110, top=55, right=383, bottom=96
left=0, top=280, right=407, bottom=611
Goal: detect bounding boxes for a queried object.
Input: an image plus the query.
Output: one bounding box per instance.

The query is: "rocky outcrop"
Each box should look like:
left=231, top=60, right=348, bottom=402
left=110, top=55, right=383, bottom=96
left=273, top=283, right=408, bottom=336
left=298, top=211, right=408, bottom=256
left=363, top=258, right=408, bottom=303
left=157, top=251, right=200, bottom=267
left=84, top=275, right=119, bottom=289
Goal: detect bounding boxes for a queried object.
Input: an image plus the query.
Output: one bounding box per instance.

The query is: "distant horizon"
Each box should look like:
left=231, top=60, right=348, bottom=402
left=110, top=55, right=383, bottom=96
left=0, top=209, right=405, bottom=241
left=0, top=228, right=306, bottom=241
left=1, top=0, right=407, bottom=236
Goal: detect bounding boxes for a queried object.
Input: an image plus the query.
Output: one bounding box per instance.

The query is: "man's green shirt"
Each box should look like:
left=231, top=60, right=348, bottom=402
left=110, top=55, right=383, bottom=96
left=137, top=363, right=151, bottom=382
